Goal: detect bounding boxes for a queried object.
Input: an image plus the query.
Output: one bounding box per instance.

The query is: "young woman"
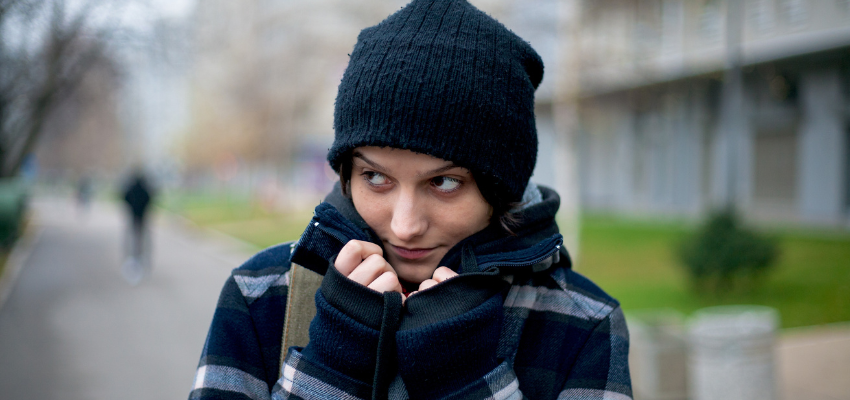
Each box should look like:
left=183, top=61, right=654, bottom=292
left=190, top=1, right=632, bottom=399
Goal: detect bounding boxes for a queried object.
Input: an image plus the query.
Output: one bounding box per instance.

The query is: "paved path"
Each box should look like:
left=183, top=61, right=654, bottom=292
left=777, top=323, right=850, bottom=400
left=0, top=197, right=256, bottom=400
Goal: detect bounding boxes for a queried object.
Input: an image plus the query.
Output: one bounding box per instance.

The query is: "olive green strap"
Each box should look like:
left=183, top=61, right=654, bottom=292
left=279, top=262, right=323, bottom=379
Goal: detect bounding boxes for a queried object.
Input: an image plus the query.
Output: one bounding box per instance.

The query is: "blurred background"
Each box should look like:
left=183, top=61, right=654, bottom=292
left=0, top=0, right=848, bottom=399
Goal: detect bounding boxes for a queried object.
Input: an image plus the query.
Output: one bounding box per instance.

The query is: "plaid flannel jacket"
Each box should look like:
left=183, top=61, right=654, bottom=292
left=189, top=244, right=632, bottom=400
left=190, top=186, right=632, bottom=399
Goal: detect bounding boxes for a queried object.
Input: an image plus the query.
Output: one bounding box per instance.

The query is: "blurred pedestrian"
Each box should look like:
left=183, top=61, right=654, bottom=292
left=75, top=175, right=93, bottom=215
left=121, top=169, right=154, bottom=284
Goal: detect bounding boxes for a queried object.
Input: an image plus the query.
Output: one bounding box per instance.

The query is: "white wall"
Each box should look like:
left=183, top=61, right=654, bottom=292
left=798, top=68, right=847, bottom=223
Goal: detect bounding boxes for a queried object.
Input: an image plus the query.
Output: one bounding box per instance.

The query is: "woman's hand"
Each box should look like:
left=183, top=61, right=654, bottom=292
left=335, top=240, right=404, bottom=296
left=416, top=266, right=458, bottom=292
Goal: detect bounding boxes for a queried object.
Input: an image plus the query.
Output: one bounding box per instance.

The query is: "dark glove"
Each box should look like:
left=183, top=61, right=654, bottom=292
left=300, top=264, right=386, bottom=384
left=395, top=273, right=507, bottom=399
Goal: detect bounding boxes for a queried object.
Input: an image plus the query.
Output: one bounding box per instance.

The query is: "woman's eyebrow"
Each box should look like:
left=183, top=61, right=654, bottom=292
left=353, top=151, right=462, bottom=177
left=352, top=152, right=387, bottom=171
left=420, top=164, right=463, bottom=177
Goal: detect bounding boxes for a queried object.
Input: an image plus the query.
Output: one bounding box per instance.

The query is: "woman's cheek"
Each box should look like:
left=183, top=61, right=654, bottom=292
left=451, top=202, right=491, bottom=236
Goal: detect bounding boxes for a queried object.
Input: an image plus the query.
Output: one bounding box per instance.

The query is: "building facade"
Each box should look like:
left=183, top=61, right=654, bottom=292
left=571, top=0, right=850, bottom=226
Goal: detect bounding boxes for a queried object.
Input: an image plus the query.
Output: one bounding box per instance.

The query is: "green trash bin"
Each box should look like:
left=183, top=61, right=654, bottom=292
left=0, top=179, right=28, bottom=247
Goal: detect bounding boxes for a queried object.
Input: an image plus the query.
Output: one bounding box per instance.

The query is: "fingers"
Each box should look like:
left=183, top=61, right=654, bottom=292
left=418, top=279, right=438, bottom=291
left=368, top=270, right=403, bottom=295
left=431, top=266, right=458, bottom=283
left=348, top=254, right=394, bottom=287
left=335, top=240, right=383, bottom=276
left=335, top=243, right=457, bottom=301
left=413, top=267, right=457, bottom=294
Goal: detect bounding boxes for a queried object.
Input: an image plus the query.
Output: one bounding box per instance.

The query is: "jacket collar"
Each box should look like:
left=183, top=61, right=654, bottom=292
left=291, top=183, right=568, bottom=276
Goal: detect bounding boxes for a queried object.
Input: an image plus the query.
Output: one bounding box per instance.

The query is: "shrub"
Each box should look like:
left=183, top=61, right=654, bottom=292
left=678, top=209, right=779, bottom=294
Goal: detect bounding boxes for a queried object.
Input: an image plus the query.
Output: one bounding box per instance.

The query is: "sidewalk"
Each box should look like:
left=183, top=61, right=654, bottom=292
left=778, top=323, right=850, bottom=400
left=0, top=197, right=257, bottom=400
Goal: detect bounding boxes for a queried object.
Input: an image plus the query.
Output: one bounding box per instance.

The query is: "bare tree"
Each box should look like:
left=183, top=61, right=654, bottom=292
left=35, top=54, right=123, bottom=177
left=182, top=0, right=409, bottom=174
left=0, top=0, right=132, bottom=177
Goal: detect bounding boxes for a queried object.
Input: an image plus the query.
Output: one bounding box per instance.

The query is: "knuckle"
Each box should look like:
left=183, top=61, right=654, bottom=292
left=369, top=271, right=399, bottom=292
left=381, top=271, right=399, bottom=285
left=363, top=243, right=382, bottom=257
left=347, top=240, right=364, bottom=252
left=381, top=270, right=399, bottom=282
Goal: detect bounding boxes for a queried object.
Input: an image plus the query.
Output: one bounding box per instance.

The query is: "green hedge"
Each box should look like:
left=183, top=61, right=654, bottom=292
left=0, top=179, right=28, bottom=248
left=678, top=209, right=779, bottom=294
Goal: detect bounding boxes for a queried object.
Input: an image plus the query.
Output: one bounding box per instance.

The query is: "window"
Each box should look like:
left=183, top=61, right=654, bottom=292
left=699, top=0, right=722, bottom=41
left=749, top=0, right=776, bottom=33
left=636, top=0, right=663, bottom=57
left=779, top=0, right=807, bottom=27
left=845, top=125, right=850, bottom=212
left=753, top=128, right=798, bottom=208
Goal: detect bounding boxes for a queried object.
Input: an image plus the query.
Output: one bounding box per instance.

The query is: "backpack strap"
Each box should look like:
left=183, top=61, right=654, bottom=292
left=279, top=261, right=323, bottom=379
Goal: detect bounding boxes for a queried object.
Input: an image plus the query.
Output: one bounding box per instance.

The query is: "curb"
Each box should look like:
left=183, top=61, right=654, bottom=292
left=779, top=321, right=850, bottom=337
left=162, top=211, right=261, bottom=252
left=0, top=219, right=42, bottom=312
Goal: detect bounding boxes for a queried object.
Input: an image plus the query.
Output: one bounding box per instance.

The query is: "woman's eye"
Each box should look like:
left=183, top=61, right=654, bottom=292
left=363, top=171, right=389, bottom=186
left=432, top=176, right=461, bottom=192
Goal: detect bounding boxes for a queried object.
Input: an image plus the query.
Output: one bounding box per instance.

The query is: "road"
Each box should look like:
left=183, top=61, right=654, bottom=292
left=0, top=197, right=255, bottom=400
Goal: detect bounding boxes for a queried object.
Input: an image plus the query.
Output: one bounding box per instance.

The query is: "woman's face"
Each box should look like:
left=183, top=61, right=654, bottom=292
left=349, top=146, right=493, bottom=284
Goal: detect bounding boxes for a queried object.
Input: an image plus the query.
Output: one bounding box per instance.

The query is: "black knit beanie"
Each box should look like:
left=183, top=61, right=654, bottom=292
left=328, top=0, right=543, bottom=202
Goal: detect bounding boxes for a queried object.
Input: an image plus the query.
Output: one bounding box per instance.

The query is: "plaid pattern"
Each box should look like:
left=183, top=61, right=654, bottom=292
left=189, top=241, right=632, bottom=400
left=275, top=351, right=371, bottom=399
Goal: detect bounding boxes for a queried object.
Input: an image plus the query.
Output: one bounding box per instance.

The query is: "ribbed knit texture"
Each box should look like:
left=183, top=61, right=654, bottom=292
left=321, top=263, right=385, bottom=328
left=300, top=291, right=380, bottom=385
left=329, top=0, right=544, bottom=202
left=396, top=294, right=504, bottom=399
left=372, top=292, right=403, bottom=400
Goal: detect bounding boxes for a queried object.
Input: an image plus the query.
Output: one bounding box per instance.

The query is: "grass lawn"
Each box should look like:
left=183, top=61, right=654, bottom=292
left=577, top=215, right=850, bottom=329
left=163, top=193, right=850, bottom=329
left=159, top=192, right=313, bottom=249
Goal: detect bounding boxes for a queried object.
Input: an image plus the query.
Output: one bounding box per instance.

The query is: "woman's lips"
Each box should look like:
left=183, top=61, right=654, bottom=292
left=390, top=245, right=434, bottom=260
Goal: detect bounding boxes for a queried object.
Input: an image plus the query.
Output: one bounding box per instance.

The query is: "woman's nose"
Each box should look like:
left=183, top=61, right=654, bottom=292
left=390, top=189, right=427, bottom=241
